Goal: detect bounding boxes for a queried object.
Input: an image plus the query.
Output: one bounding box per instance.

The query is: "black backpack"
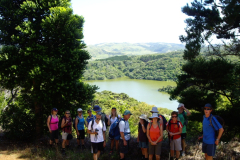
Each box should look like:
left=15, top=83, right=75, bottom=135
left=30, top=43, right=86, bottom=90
left=203, top=115, right=224, bottom=138
left=158, top=114, right=167, bottom=130
left=90, top=119, right=105, bottom=132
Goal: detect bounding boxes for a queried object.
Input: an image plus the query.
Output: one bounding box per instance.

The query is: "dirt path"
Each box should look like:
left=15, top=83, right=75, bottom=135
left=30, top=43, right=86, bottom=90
left=0, top=151, right=28, bottom=160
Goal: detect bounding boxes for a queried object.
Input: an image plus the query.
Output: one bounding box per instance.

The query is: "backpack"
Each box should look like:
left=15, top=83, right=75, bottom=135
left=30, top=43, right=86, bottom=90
left=90, top=119, right=105, bottom=133
left=61, top=116, right=72, bottom=132
left=158, top=114, right=167, bottom=130
left=101, top=112, right=109, bottom=127
left=202, top=115, right=224, bottom=138
left=109, top=118, right=121, bottom=139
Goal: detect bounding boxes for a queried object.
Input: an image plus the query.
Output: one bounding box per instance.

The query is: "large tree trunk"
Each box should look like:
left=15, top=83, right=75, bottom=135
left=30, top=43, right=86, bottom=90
left=33, top=80, right=43, bottom=139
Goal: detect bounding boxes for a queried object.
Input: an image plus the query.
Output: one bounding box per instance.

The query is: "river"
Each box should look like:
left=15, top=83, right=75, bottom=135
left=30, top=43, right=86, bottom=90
left=85, top=77, right=178, bottom=110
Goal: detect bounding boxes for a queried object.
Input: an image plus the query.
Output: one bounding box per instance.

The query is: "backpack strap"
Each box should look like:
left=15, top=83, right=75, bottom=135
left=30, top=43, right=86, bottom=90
left=91, top=119, right=94, bottom=131
left=149, top=122, right=161, bottom=130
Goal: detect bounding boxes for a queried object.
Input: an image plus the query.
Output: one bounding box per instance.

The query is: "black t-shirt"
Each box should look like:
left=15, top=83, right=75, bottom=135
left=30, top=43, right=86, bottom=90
left=138, top=122, right=148, bottom=142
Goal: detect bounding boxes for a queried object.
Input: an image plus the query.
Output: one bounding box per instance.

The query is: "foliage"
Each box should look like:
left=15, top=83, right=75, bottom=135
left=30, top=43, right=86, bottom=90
left=170, top=0, right=240, bottom=140
left=84, top=51, right=185, bottom=81
left=90, top=90, right=172, bottom=137
left=86, top=42, right=185, bottom=60
left=0, top=0, right=97, bottom=140
left=158, top=85, right=176, bottom=93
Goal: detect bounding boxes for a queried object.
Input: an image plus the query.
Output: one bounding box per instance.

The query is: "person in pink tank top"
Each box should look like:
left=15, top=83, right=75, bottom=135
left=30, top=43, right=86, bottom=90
left=47, top=108, right=59, bottom=147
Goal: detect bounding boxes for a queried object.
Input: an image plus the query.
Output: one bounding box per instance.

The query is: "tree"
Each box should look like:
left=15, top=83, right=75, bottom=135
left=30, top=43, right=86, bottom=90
left=0, top=0, right=97, bottom=140
left=170, top=0, right=240, bottom=139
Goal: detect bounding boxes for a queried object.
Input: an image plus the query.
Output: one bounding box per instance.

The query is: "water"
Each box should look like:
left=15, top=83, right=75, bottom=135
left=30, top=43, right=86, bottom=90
left=85, top=77, right=179, bottom=110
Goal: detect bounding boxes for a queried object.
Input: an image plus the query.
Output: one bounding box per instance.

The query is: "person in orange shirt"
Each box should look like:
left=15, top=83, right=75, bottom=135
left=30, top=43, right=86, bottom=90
left=147, top=113, right=163, bottom=160
left=166, top=111, right=183, bottom=160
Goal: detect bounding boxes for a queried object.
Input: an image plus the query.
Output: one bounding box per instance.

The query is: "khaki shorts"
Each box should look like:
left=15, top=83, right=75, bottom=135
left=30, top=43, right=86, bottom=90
left=62, top=132, right=69, bottom=140
left=149, top=141, right=162, bottom=155
left=170, top=137, right=182, bottom=151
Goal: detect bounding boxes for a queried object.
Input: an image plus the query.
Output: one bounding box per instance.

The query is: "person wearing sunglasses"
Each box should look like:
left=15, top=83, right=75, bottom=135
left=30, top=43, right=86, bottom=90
left=61, top=110, right=72, bottom=155
left=199, top=103, right=224, bottom=160
left=166, top=111, right=183, bottom=160
left=86, top=109, right=96, bottom=128
left=75, top=108, right=86, bottom=149
left=47, top=108, right=59, bottom=147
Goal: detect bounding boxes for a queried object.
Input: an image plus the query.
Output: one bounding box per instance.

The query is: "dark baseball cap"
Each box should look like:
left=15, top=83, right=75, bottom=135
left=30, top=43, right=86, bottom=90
left=205, top=103, right=212, bottom=108
left=52, top=108, right=58, bottom=111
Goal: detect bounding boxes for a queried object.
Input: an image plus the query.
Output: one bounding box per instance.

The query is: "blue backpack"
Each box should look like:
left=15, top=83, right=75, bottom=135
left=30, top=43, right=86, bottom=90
left=109, top=118, right=122, bottom=139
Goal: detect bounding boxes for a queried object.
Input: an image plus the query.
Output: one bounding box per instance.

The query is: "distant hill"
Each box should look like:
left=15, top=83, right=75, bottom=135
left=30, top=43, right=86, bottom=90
left=86, top=42, right=185, bottom=59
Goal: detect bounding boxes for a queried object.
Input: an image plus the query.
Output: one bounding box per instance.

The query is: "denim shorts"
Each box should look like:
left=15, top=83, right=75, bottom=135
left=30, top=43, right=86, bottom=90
left=138, top=141, right=148, bottom=148
left=202, top=142, right=216, bottom=156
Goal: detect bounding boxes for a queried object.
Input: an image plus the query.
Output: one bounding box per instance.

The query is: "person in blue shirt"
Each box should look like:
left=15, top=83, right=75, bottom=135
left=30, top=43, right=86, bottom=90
left=75, top=108, right=86, bottom=149
left=199, top=103, right=224, bottom=160
left=86, top=109, right=96, bottom=127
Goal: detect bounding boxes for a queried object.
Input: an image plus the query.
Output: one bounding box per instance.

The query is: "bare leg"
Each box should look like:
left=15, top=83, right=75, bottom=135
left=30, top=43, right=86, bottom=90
left=170, top=150, right=174, bottom=157
left=77, top=139, right=80, bottom=145
left=120, top=153, right=124, bottom=159
left=176, top=151, right=180, bottom=159
left=115, top=140, right=119, bottom=151
left=205, top=154, right=213, bottom=160
left=111, top=139, right=114, bottom=150
left=97, top=150, right=101, bottom=158
left=149, top=154, right=153, bottom=160
left=50, top=140, right=53, bottom=145
left=62, top=140, right=66, bottom=148
left=93, top=153, right=98, bottom=160
left=182, top=139, right=186, bottom=152
left=66, top=140, right=69, bottom=146
left=156, top=155, right=160, bottom=160
left=55, top=139, right=59, bottom=144
left=81, top=139, right=84, bottom=145
left=143, top=148, right=148, bottom=158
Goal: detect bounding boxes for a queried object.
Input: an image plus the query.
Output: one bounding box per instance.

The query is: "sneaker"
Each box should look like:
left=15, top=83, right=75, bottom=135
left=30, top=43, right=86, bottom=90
left=182, top=151, right=185, bottom=156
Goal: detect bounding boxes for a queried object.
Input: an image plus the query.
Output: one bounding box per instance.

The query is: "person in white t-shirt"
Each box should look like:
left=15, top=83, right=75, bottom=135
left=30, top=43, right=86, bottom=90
left=87, top=112, right=106, bottom=160
left=119, top=110, right=132, bottom=160
left=107, top=107, right=121, bottom=154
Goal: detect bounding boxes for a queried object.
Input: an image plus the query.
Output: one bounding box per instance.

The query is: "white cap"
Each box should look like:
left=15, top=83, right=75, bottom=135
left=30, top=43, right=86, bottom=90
left=178, top=103, right=184, bottom=109
left=77, top=108, right=83, bottom=112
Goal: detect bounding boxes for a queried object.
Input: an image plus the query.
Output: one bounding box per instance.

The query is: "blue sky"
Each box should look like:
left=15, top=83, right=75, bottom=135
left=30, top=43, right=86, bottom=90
left=71, top=0, right=193, bottom=45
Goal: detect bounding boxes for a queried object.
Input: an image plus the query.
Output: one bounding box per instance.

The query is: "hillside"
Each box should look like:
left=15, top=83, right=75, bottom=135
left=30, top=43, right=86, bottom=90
left=84, top=51, right=185, bottom=81
left=86, top=42, right=185, bottom=59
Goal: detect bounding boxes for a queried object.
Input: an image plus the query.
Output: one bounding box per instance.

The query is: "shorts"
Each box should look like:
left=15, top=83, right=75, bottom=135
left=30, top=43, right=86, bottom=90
left=77, top=130, right=85, bottom=140
left=119, top=139, right=130, bottom=154
left=181, top=133, right=187, bottom=139
left=149, top=141, right=162, bottom=155
left=170, top=137, right=182, bottom=151
left=109, top=135, right=120, bottom=140
left=202, top=142, right=216, bottom=156
left=92, top=142, right=104, bottom=154
left=138, top=141, right=148, bottom=148
left=50, top=129, right=59, bottom=141
left=62, top=132, right=69, bottom=140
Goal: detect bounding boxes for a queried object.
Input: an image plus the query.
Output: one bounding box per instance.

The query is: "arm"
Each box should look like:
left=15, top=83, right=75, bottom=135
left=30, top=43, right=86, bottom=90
left=119, top=121, right=127, bottom=146
left=107, top=116, right=110, bottom=126
left=215, top=128, right=224, bottom=145
left=75, top=118, right=79, bottom=134
left=172, top=127, right=182, bottom=135
left=154, top=125, right=163, bottom=143
left=103, top=130, right=106, bottom=147
left=47, top=116, right=51, bottom=132
left=146, top=124, right=153, bottom=143
left=183, top=106, right=191, bottom=116
left=141, top=123, right=146, bottom=133
left=87, top=121, right=97, bottom=135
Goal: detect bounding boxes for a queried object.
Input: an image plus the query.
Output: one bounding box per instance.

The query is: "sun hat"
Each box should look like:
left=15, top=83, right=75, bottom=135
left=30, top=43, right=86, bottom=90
left=205, top=103, right=212, bottom=108
left=93, top=105, right=102, bottom=112
left=77, top=108, right=83, bottom=112
left=150, top=107, right=159, bottom=113
left=52, top=108, right=58, bottom=111
left=177, top=103, right=184, bottom=109
left=139, top=114, right=148, bottom=121
left=149, top=113, right=160, bottom=120
left=123, top=110, right=132, bottom=116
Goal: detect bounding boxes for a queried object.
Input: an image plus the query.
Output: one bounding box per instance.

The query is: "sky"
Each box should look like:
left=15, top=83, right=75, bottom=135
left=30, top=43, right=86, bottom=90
left=71, top=0, right=193, bottom=45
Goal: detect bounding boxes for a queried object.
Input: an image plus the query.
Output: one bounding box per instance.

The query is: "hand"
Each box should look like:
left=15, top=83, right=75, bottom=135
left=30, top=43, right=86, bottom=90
left=103, top=141, right=106, bottom=147
left=140, top=119, right=144, bottom=125
left=151, top=142, right=157, bottom=145
left=169, top=132, right=173, bottom=136
left=70, top=131, right=72, bottom=134
left=215, top=139, right=219, bottom=145
left=198, top=136, right=203, bottom=140
left=49, top=129, right=52, bottom=133
left=123, top=140, right=127, bottom=146
left=77, top=132, right=80, bottom=136
left=106, top=115, right=109, bottom=119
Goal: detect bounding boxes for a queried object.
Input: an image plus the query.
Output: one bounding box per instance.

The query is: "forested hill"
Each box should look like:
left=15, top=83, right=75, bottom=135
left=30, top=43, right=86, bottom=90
left=86, top=42, right=185, bottom=59
left=84, top=51, right=185, bottom=81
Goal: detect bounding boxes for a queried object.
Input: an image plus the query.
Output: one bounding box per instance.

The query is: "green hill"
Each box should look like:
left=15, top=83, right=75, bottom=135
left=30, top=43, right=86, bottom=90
left=84, top=51, right=185, bottom=81
left=86, top=42, right=185, bottom=60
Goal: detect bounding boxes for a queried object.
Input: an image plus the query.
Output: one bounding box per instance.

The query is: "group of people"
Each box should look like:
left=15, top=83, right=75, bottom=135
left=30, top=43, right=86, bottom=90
left=46, top=103, right=224, bottom=160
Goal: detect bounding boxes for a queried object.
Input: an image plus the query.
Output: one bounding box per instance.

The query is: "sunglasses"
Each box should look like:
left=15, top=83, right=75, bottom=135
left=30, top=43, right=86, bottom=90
left=78, top=111, right=82, bottom=113
left=204, top=108, right=212, bottom=110
left=172, top=116, right=177, bottom=118
left=66, top=113, right=70, bottom=114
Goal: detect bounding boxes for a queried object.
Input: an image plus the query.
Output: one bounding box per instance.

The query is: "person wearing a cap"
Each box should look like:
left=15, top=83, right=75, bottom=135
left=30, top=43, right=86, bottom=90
left=166, top=111, right=183, bottom=160
left=92, top=105, right=109, bottom=129
left=75, top=108, right=86, bottom=149
left=61, top=110, right=72, bottom=155
left=177, top=103, right=191, bottom=156
left=47, top=108, right=59, bottom=147
left=87, top=111, right=107, bottom=160
left=108, top=107, right=121, bottom=154
left=119, top=110, right=132, bottom=160
left=147, top=113, right=163, bottom=160
left=137, top=114, right=149, bottom=160
left=198, top=103, right=224, bottom=160
left=150, top=107, right=163, bottom=125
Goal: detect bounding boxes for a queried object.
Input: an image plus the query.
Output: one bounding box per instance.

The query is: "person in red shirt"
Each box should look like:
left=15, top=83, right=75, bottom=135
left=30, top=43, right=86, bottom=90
left=166, top=111, right=183, bottom=160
